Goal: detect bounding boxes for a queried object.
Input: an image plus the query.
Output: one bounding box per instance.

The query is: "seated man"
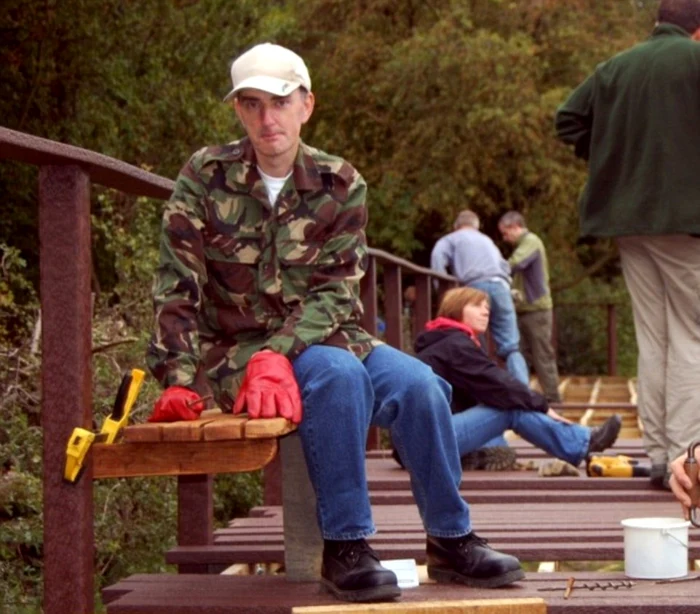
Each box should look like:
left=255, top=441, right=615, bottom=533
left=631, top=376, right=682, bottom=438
left=146, top=43, right=525, bottom=603
left=392, top=287, right=621, bottom=470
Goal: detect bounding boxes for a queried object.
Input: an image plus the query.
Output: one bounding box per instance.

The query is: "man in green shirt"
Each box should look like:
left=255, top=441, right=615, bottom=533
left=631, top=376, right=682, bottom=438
left=499, top=212, right=561, bottom=403
left=555, top=0, right=700, bottom=489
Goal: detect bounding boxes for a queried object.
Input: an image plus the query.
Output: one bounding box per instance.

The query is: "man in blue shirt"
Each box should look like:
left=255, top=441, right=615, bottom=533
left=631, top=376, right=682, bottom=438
left=431, top=209, right=529, bottom=387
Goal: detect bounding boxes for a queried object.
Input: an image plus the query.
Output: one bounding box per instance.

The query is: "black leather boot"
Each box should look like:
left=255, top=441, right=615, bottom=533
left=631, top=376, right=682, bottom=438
left=321, top=539, right=401, bottom=602
left=586, top=414, right=622, bottom=454
left=426, top=533, right=525, bottom=588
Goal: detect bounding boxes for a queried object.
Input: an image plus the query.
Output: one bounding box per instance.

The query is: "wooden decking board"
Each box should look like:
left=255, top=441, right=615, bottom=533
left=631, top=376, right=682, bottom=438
left=369, top=489, right=669, bottom=505
left=166, top=539, right=700, bottom=565
left=103, top=572, right=700, bottom=613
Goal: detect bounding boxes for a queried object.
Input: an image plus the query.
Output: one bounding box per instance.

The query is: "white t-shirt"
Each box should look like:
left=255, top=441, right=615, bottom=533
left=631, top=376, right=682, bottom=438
left=258, top=167, right=292, bottom=207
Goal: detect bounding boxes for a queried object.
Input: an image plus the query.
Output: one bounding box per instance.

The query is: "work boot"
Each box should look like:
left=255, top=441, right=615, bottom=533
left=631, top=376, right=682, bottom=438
left=586, top=414, right=622, bottom=454
left=321, top=539, right=401, bottom=602
left=426, top=533, right=525, bottom=588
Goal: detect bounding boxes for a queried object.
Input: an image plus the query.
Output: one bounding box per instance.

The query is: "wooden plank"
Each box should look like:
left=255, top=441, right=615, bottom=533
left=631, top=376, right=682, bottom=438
left=120, top=413, right=295, bottom=444
left=93, top=439, right=278, bottom=478
left=201, top=415, right=248, bottom=441
left=102, top=571, right=700, bottom=613
left=245, top=417, right=297, bottom=439
left=164, top=538, right=700, bottom=565
left=292, top=598, right=547, bottom=613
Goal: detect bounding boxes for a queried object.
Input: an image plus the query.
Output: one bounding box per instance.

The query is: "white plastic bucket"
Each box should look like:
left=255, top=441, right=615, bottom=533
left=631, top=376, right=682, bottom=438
left=621, top=517, right=690, bottom=579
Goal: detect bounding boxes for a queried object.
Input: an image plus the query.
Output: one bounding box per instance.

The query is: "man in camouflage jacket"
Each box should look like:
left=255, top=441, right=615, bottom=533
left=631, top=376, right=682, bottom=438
left=146, top=136, right=380, bottom=411
left=146, top=43, right=524, bottom=602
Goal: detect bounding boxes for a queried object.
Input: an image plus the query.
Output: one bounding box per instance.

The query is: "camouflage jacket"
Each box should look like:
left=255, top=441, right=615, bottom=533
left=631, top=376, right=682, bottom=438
left=146, top=138, right=381, bottom=410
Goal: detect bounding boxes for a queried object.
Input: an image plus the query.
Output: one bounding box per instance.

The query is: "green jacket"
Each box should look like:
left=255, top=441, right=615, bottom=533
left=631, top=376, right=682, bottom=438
left=146, top=138, right=380, bottom=410
left=555, top=24, right=700, bottom=239
left=508, top=231, right=552, bottom=313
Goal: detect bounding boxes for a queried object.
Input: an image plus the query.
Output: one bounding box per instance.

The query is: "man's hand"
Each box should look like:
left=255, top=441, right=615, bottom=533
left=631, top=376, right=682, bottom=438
left=669, top=451, right=695, bottom=520
left=233, top=350, right=302, bottom=424
left=148, top=386, right=205, bottom=422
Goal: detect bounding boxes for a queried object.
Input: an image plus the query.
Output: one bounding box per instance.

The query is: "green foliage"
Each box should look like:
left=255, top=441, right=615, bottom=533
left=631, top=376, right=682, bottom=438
left=0, top=243, right=38, bottom=343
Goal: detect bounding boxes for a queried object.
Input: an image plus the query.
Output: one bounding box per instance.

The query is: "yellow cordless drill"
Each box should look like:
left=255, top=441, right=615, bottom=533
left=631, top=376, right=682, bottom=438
left=586, top=454, right=651, bottom=478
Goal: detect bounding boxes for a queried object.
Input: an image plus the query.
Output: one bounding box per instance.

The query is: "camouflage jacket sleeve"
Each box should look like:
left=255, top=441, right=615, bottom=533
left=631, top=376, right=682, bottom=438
left=264, top=173, right=369, bottom=359
left=145, top=155, right=209, bottom=389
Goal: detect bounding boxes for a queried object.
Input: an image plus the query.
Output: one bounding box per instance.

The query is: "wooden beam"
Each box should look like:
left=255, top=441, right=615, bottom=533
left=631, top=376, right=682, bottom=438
left=92, top=439, right=278, bottom=478
left=292, top=598, right=546, bottom=613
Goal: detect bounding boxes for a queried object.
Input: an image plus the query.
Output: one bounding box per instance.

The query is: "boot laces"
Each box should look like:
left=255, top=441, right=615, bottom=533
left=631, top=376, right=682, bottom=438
left=458, top=532, right=489, bottom=551
left=337, top=539, right=377, bottom=563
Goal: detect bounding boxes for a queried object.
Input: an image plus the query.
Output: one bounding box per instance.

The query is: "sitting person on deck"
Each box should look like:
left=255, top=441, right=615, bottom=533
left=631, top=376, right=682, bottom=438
left=145, top=43, right=527, bottom=603
left=393, top=287, right=621, bottom=470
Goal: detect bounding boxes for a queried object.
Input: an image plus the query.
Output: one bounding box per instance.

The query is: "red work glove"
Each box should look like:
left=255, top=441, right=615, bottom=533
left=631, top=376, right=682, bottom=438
left=233, top=351, right=303, bottom=424
left=148, top=386, right=205, bottom=422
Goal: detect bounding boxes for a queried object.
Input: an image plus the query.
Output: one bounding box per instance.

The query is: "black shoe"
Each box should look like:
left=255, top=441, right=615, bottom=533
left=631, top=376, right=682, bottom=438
left=426, top=533, right=525, bottom=588
left=461, top=446, right=518, bottom=471
left=587, top=414, right=622, bottom=454
left=391, top=448, right=405, bottom=469
left=321, top=539, right=401, bottom=602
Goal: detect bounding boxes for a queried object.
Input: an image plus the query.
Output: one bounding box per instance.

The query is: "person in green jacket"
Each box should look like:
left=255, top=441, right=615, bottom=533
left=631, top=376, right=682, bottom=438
left=498, top=211, right=561, bottom=403
left=146, top=42, right=525, bottom=602
left=555, top=0, right=700, bottom=490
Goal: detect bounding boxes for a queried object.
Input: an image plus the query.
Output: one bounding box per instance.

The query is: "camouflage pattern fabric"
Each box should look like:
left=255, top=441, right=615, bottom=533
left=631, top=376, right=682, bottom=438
left=146, top=137, right=381, bottom=410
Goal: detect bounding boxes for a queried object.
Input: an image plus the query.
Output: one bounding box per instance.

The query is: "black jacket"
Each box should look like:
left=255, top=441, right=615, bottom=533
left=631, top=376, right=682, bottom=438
left=414, top=327, right=548, bottom=414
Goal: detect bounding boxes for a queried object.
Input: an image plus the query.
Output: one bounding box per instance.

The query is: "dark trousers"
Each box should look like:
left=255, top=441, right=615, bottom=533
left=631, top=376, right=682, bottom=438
left=518, top=309, right=561, bottom=403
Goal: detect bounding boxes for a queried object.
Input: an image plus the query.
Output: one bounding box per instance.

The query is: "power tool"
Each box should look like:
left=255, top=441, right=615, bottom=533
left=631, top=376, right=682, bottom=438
left=64, top=368, right=145, bottom=483
left=586, top=454, right=651, bottom=478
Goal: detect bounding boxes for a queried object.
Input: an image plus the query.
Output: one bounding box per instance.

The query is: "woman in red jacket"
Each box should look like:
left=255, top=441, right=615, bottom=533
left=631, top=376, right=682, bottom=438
left=394, top=286, right=620, bottom=470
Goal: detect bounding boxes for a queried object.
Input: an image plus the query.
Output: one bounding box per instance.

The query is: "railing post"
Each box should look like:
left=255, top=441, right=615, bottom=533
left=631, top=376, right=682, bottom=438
left=177, top=475, right=214, bottom=573
left=39, top=165, right=94, bottom=614
left=360, top=255, right=378, bottom=335
left=361, top=256, right=381, bottom=450
left=607, top=303, right=618, bottom=376
left=383, top=264, right=403, bottom=351
left=413, top=275, right=432, bottom=343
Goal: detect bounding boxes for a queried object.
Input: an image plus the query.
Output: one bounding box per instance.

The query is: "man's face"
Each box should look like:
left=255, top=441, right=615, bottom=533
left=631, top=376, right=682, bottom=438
left=234, top=88, right=314, bottom=165
left=499, top=223, right=520, bottom=244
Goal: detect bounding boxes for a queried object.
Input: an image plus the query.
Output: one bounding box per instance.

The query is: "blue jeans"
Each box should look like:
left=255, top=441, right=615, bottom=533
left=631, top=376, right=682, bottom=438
left=469, top=279, right=529, bottom=385
left=452, top=405, right=591, bottom=467
left=293, top=344, right=471, bottom=540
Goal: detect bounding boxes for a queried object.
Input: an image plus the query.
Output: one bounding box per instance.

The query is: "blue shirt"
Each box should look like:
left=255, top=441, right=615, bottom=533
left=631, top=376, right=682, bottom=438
left=430, top=228, right=510, bottom=285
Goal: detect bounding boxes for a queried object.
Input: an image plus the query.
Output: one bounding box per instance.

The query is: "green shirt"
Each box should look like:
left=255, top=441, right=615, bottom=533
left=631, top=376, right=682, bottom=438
left=556, top=24, right=700, bottom=239
left=508, top=231, right=552, bottom=313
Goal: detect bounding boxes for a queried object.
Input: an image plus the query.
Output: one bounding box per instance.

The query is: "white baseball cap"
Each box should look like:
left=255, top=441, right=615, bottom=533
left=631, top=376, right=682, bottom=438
left=223, top=43, right=311, bottom=102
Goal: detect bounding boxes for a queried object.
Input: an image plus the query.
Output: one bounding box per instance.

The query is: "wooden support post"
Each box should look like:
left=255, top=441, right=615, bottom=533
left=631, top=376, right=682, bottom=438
left=39, top=166, right=94, bottom=614
left=413, top=275, right=432, bottom=341
left=383, top=264, right=403, bottom=351
left=281, top=433, right=322, bottom=581
left=263, top=451, right=283, bottom=506
left=360, top=256, right=381, bottom=450
left=177, top=474, right=214, bottom=573
left=607, top=303, right=618, bottom=376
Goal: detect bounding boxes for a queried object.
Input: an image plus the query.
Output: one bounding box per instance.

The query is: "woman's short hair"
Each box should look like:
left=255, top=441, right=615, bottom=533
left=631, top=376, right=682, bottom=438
left=437, top=287, right=489, bottom=320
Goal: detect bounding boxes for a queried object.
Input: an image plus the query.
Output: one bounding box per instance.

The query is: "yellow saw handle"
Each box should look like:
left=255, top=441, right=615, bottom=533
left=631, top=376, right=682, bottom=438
left=99, top=369, right=145, bottom=444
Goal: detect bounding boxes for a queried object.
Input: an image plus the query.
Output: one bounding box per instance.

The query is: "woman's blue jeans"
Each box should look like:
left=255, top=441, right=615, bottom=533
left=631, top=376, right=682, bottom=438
left=292, top=344, right=471, bottom=541
left=452, top=405, right=591, bottom=467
